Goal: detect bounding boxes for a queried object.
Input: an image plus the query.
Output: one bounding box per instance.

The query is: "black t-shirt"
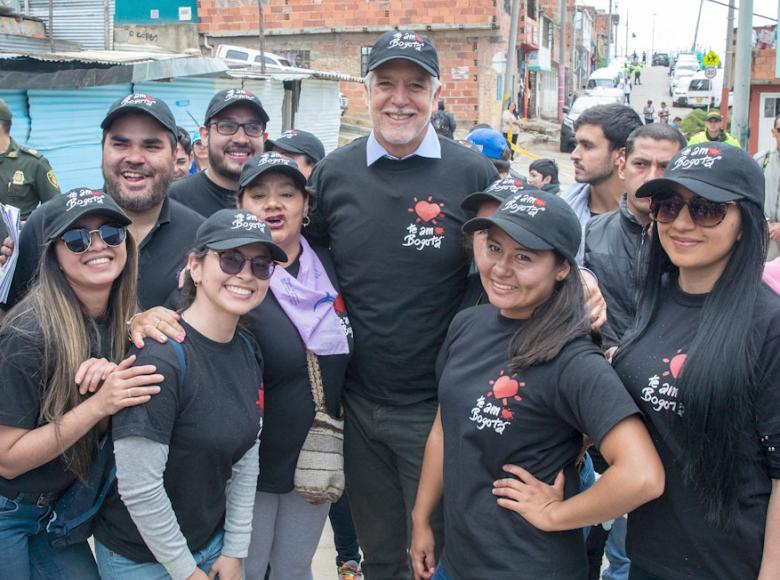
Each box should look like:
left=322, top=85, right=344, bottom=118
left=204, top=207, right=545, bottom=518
left=437, top=305, right=639, bottom=579
left=613, top=280, right=780, bottom=580
left=308, top=137, right=498, bottom=405
left=0, top=315, right=112, bottom=497
left=168, top=171, right=237, bottom=218
left=3, top=197, right=202, bottom=310
left=243, top=243, right=352, bottom=493
left=94, top=321, right=263, bottom=563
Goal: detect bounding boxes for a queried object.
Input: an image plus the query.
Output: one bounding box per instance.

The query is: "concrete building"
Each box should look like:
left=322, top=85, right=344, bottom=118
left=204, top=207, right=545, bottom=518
left=746, top=24, right=780, bottom=154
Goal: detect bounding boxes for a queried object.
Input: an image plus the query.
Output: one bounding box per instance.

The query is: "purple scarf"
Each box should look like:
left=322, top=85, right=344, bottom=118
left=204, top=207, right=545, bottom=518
left=269, top=236, right=350, bottom=356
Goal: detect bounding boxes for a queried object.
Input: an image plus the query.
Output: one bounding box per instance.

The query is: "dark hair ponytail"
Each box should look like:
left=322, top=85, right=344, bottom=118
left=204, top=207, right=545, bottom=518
left=615, top=202, right=767, bottom=528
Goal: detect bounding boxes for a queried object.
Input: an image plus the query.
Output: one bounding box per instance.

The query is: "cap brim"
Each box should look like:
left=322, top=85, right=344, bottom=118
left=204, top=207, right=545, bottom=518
left=368, top=55, right=439, bottom=78
left=207, top=101, right=270, bottom=125
left=48, top=208, right=132, bottom=240
left=267, top=140, right=324, bottom=162
left=461, top=192, right=506, bottom=212
left=101, top=106, right=175, bottom=135
left=207, top=238, right=288, bottom=263
left=239, top=163, right=307, bottom=191
left=636, top=176, right=741, bottom=202
left=463, top=215, right=555, bottom=252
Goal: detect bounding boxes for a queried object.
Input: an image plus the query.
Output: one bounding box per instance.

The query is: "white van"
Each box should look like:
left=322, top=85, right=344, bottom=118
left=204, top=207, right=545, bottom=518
left=216, top=44, right=293, bottom=68
left=686, top=69, right=725, bottom=108
left=586, top=68, right=620, bottom=91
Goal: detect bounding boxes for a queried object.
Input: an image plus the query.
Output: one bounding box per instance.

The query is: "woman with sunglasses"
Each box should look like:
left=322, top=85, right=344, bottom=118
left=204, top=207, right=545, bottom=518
left=612, top=143, right=780, bottom=580
left=93, top=209, right=284, bottom=580
left=411, top=190, right=663, bottom=580
left=130, top=152, right=353, bottom=579
left=0, top=189, right=161, bottom=579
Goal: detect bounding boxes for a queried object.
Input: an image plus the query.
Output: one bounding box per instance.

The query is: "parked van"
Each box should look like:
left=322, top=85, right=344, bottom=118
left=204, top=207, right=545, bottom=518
left=586, top=67, right=620, bottom=91
left=686, top=69, right=725, bottom=108
left=216, top=44, right=293, bottom=68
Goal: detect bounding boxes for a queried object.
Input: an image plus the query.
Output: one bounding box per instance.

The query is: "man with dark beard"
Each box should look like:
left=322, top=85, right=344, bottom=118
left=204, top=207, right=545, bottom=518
left=1, top=94, right=203, bottom=311
left=168, top=89, right=269, bottom=217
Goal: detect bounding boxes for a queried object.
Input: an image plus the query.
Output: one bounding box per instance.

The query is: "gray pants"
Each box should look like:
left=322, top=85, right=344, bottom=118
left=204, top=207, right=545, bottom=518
left=343, top=392, right=444, bottom=580
left=245, top=490, right=330, bottom=580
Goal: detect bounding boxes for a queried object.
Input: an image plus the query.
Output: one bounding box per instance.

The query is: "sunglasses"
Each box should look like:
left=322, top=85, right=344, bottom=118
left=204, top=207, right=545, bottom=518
left=60, top=224, right=127, bottom=254
left=209, top=120, right=264, bottom=138
left=210, top=250, right=275, bottom=280
left=650, top=195, right=735, bottom=228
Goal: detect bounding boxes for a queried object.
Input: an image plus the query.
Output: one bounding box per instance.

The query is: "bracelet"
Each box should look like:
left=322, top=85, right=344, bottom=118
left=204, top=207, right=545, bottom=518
left=126, top=313, right=142, bottom=341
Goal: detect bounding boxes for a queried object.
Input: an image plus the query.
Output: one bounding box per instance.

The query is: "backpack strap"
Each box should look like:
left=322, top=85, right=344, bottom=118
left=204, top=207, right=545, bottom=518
left=168, top=340, right=187, bottom=380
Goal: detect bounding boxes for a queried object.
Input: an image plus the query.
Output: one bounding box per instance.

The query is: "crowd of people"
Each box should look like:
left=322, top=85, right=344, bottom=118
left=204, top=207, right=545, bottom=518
left=0, top=28, right=778, bottom=580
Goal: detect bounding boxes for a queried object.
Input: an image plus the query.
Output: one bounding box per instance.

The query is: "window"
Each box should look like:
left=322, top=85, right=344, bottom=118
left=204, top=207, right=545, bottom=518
left=360, top=46, right=372, bottom=77
left=225, top=49, right=249, bottom=61
left=689, top=79, right=710, bottom=91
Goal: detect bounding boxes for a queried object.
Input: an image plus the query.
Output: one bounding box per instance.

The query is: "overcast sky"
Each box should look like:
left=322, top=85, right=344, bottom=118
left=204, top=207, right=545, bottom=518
left=584, top=0, right=777, bottom=58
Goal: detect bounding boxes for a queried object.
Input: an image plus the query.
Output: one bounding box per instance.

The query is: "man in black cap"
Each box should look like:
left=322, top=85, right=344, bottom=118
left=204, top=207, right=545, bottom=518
left=1, top=93, right=203, bottom=313
left=169, top=88, right=269, bottom=217
left=266, top=129, right=325, bottom=180
left=688, top=110, right=740, bottom=147
left=308, top=29, right=498, bottom=579
left=0, top=98, right=60, bottom=219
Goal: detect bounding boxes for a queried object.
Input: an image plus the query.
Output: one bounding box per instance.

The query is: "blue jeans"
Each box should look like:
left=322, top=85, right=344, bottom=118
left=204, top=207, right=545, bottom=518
left=578, top=452, right=596, bottom=540
left=0, top=493, right=100, bottom=580
left=602, top=515, right=630, bottom=580
left=432, top=564, right=451, bottom=580
left=329, top=492, right=361, bottom=566
left=95, top=529, right=225, bottom=579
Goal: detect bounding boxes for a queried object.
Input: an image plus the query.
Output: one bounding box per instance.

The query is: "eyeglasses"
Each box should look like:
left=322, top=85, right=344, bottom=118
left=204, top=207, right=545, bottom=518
left=210, top=250, right=275, bottom=280
left=650, top=195, right=735, bottom=228
left=209, top=120, right=265, bottom=138
left=60, top=225, right=127, bottom=254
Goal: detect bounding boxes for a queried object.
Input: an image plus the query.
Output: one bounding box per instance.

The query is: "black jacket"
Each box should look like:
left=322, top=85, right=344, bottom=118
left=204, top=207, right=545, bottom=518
left=584, top=194, right=648, bottom=344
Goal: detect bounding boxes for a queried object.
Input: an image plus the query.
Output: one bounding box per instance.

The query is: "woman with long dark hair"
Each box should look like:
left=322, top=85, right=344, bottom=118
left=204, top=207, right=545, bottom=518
left=410, top=190, right=664, bottom=580
left=0, top=189, right=160, bottom=578
left=94, top=209, right=284, bottom=580
left=613, top=142, right=780, bottom=580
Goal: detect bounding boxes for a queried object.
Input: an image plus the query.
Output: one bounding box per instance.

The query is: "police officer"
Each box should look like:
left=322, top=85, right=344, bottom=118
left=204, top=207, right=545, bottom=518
left=0, top=99, right=60, bottom=219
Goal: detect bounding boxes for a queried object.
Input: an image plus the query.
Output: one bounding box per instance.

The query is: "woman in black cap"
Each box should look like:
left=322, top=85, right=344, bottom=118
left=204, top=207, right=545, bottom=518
left=94, top=209, right=283, bottom=580
left=410, top=191, right=664, bottom=580
left=0, top=188, right=159, bottom=578
left=612, top=142, right=780, bottom=580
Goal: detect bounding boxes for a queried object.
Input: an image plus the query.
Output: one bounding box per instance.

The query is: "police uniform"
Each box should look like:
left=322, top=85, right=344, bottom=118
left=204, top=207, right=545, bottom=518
left=0, top=137, right=60, bottom=219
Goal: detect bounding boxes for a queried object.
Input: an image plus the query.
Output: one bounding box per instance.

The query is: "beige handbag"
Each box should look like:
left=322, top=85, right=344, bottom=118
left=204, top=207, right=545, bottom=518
left=294, top=350, right=345, bottom=504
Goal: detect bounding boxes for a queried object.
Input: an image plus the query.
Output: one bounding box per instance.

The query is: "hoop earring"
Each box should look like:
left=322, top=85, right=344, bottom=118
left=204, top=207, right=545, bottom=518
left=302, top=215, right=311, bottom=227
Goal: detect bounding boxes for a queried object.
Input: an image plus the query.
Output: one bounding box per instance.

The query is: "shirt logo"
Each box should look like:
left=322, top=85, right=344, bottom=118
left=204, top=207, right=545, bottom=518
left=469, top=370, right=525, bottom=434
left=66, top=189, right=105, bottom=211
left=502, top=193, right=546, bottom=217
left=641, top=349, right=687, bottom=416
left=388, top=31, right=426, bottom=52
left=11, top=170, right=24, bottom=186
left=231, top=212, right=267, bottom=232
left=673, top=145, right=722, bottom=170
left=403, top=195, right=445, bottom=251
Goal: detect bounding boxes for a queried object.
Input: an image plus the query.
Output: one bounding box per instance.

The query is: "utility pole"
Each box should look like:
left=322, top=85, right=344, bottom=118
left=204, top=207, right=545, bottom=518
left=692, top=0, right=704, bottom=52
left=606, top=0, right=612, bottom=66
left=504, top=0, right=521, bottom=112
left=558, top=0, right=566, bottom=119
left=720, top=0, right=735, bottom=123
left=47, top=0, right=53, bottom=52
left=731, top=0, right=753, bottom=148
left=625, top=10, right=628, bottom=58
left=258, top=0, right=266, bottom=74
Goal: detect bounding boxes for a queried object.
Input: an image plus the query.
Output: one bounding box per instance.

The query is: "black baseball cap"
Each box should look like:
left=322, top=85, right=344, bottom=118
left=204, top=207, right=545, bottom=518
left=205, top=88, right=270, bottom=126
left=194, top=209, right=287, bottom=262
left=367, top=30, right=440, bottom=78
left=267, top=129, right=326, bottom=162
left=636, top=142, right=765, bottom=209
left=463, top=190, right=582, bottom=264
left=45, top=188, right=131, bottom=240
left=238, top=152, right=307, bottom=193
left=461, top=178, right=537, bottom=212
left=101, top=93, right=178, bottom=136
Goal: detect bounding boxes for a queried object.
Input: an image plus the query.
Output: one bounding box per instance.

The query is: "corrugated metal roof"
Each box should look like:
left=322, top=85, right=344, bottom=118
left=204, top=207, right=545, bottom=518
left=221, top=77, right=285, bottom=139
left=225, top=63, right=363, bottom=84
left=135, top=77, right=219, bottom=133
left=28, top=0, right=115, bottom=50
left=0, top=49, right=195, bottom=65
left=292, top=79, right=341, bottom=154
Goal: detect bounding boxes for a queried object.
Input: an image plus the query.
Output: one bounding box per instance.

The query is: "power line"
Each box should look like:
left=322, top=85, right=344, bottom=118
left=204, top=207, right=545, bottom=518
left=705, top=0, right=776, bottom=22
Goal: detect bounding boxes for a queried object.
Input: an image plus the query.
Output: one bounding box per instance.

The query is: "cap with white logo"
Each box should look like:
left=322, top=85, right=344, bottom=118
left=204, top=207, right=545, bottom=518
left=193, top=209, right=287, bottom=262
left=205, top=88, right=270, bottom=126
left=367, top=30, right=440, bottom=78
left=45, top=188, right=131, bottom=240
left=101, top=93, right=178, bottom=137
left=238, top=152, right=308, bottom=193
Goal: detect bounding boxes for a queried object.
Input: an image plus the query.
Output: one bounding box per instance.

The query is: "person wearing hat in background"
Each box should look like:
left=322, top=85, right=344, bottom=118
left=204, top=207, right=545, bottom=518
left=465, top=127, right=512, bottom=178
left=267, top=129, right=326, bottom=180
left=0, top=189, right=161, bottom=578
left=0, top=98, right=60, bottom=220
left=612, top=142, right=780, bottom=580
left=410, top=191, right=663, bottom=580
left=527, top=158, right=560, bottom=194
left=0, top=93, right=204, bottom=316
left=94, top=208, right=277, bottom=580
left=754, top=113, right=780, bottom=261
left=688, top=110, right=740, bottom=147
left=308, top=29, right=498, bottom=578
left=173, top=127, right=193, bottom=182
left=169, top=88, right=270, bottom=218
left=190, top=131, right=209, bottom=175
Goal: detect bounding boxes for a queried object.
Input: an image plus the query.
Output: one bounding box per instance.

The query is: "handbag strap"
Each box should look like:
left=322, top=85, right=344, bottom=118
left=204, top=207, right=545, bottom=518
left=305, top=350, right=326, bottom=413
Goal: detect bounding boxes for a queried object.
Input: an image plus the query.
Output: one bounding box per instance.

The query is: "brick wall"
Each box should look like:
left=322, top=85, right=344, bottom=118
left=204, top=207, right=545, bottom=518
left=752, top=48, right=778, bottom=82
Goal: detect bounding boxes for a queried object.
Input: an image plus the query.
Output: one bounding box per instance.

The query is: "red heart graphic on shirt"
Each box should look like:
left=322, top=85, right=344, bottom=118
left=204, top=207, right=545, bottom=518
left=501, top=408, right=514, bottom=419
left=493, top=375, right=520, bottom=399
left=333, top=294, right=346, bottom=316
left=415, top=200, right=441, bottom=222
left=669, top=353, right=687, bottom=380
left=434, top=226, right=444, bottom=235
left=534, top=198, right=545, bottom=207
left=707, top=148, right=720, bottom=156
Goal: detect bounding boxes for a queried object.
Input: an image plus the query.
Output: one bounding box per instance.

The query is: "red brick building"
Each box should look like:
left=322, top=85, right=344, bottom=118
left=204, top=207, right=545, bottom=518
left=746, top=25, right=780, bottom=154
left=197, top=0, right=531, bottom=129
